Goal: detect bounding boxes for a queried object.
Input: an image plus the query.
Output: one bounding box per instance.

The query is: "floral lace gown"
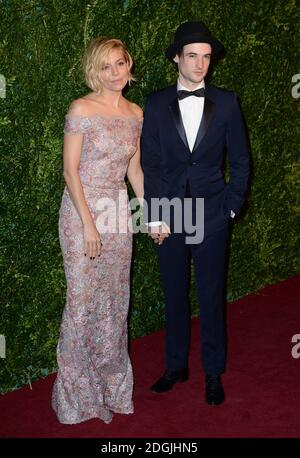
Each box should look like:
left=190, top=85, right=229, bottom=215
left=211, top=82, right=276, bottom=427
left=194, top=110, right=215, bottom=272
left=52, top=114, right=142, bottom=424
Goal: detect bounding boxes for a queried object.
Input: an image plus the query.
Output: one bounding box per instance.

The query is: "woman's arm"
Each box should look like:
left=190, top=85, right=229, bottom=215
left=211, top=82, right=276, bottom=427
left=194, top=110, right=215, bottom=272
left=63, top=133, right=94, bottom=226
left=126, top=137, right=144, bottom=204
left=127, top=104, right=144, bottom=203
left=63, top=101, right=101, bottom=258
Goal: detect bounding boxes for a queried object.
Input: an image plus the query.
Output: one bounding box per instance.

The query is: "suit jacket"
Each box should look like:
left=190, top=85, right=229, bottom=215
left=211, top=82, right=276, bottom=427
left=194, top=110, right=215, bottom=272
left=141, top=83, right=250, bottom=236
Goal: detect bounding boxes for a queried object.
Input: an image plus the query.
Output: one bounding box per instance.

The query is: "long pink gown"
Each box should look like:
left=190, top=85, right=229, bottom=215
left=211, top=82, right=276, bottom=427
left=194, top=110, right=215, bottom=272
left=52, top=114, right=142, bottom=424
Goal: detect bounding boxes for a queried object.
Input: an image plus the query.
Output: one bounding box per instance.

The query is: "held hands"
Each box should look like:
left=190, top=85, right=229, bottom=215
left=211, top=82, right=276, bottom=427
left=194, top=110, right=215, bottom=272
left=83, top=221, right=102, bottom=259
left=149, top=222, right=171, bottom=246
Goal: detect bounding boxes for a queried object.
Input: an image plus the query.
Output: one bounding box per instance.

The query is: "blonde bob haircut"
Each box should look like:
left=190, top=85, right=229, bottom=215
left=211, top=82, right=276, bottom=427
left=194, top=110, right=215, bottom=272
left=83, top=36, right=135, bottom=93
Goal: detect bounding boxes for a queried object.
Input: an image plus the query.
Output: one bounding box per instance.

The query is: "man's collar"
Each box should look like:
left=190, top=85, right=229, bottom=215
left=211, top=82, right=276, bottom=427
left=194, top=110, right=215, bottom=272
left=177, top=79, right=205, bottom=91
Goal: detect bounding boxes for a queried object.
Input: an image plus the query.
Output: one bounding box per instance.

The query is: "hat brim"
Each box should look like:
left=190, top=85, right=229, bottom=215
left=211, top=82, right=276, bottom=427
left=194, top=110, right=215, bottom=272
left=165, top=33, right=224, bottom=61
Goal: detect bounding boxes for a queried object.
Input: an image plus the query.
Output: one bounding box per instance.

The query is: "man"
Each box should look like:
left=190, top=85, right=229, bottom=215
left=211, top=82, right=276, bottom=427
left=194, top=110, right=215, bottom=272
left=141, top=21, right=250, bottom=405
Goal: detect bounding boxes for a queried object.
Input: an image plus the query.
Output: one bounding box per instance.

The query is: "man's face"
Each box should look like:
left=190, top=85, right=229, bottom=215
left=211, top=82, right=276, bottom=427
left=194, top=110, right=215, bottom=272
left=173, top=42, right=212, bottom=89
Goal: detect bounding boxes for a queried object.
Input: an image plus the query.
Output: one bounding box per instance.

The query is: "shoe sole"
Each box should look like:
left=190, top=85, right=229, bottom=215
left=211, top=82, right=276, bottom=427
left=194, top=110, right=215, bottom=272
left=150, top=376, right=189, bottom=393
left=206, top=397, right=225, bottom=405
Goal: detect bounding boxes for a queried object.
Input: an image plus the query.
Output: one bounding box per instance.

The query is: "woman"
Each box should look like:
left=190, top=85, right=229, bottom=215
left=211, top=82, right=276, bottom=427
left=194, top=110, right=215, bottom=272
left=52, top=37, right=143, bottom=424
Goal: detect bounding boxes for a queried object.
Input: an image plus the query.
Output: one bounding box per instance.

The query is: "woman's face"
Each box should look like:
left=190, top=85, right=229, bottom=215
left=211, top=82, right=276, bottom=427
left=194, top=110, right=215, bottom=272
left=99, top=48, right=130, bottom=92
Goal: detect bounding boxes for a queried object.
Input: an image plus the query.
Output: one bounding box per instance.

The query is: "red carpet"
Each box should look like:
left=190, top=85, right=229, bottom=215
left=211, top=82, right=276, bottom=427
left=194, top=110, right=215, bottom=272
left=1, top=275, right=300, bottom=438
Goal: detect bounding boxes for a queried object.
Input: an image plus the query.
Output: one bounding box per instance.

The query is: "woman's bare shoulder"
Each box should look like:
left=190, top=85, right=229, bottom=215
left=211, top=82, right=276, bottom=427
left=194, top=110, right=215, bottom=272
left=67, top=97, right=94, bottom=117
left=128, top=102, right=143, bottom=120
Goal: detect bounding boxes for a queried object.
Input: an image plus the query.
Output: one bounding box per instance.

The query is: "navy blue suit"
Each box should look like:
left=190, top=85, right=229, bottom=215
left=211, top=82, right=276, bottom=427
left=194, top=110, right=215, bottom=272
left=141, top=83, right=250, bottom=375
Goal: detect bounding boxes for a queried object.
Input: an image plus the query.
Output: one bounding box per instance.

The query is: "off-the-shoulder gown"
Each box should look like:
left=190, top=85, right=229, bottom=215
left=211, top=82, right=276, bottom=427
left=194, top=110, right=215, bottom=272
left=52, top=114, right=142, bottom=424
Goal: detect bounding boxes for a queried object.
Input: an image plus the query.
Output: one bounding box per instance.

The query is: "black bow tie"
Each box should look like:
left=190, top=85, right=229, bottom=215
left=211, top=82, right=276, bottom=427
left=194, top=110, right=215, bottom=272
left=177, top=88, right=205, bottom=100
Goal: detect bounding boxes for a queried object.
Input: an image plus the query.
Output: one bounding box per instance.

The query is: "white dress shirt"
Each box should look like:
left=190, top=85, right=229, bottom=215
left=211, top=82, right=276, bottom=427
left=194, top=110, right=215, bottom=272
left=177, top=80, right=205, bottom=152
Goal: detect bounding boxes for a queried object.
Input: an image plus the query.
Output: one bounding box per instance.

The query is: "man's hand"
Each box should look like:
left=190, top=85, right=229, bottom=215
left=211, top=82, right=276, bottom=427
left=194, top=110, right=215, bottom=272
left=149, top=222, right=171, bottom=245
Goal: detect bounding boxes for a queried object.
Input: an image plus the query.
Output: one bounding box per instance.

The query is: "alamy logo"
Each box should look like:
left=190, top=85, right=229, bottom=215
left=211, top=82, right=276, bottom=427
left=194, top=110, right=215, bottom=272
left=95, top=192, right=205, bottom=244
left=291, top=334, right=300, bottom=359
left=291, top=74, right=300, bottom=99
left=0, top=335, right=6, bottom=358
left=0, top=74, right=6, bottom=98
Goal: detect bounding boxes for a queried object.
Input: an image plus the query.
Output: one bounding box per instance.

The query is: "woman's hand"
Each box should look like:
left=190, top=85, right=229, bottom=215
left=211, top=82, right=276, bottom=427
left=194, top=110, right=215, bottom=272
left=83, top=221, right=102, bottom=259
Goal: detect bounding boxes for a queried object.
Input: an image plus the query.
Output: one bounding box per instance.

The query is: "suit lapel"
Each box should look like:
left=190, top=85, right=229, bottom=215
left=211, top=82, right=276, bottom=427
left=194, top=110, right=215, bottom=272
left=168, top=84, right=215, bottom=153
left=169, top=96, right=189, bottom=151
left=192, top=93, right=214, bottom=153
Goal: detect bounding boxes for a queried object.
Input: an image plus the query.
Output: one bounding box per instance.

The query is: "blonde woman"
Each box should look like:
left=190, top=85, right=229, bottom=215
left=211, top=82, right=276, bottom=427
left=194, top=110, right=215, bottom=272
left=52, top=37, right=143, bottom=424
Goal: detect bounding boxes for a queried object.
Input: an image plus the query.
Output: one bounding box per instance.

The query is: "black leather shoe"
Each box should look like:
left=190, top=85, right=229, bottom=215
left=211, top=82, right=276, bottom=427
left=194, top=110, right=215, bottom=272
left=205, top=374, right=225, bottom=405
left=151, top=369, right=189, bottom=393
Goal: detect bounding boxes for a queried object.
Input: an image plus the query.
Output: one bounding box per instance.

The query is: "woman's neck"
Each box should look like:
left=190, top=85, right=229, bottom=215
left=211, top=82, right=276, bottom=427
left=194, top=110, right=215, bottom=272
left=93, top=89, right=123, bottom=109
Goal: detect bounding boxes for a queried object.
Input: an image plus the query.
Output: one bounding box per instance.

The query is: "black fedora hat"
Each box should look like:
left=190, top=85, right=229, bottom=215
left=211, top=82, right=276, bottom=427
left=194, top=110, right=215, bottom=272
left=165, top=21, right=224, bottom=61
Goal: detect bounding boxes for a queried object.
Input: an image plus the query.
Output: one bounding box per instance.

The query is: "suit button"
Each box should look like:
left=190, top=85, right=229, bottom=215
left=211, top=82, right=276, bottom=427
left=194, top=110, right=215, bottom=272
left=190, top=161, right=197, bottom=166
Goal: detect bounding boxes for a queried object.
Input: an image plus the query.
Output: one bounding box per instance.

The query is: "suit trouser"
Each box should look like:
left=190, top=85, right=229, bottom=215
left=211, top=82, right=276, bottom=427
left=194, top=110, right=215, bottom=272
left=156, top=222, right=229, bottom=375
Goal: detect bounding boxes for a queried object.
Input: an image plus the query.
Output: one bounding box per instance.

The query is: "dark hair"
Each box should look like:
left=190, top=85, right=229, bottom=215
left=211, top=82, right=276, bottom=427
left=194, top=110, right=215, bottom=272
left=177, top=45, right=184, bottom=57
